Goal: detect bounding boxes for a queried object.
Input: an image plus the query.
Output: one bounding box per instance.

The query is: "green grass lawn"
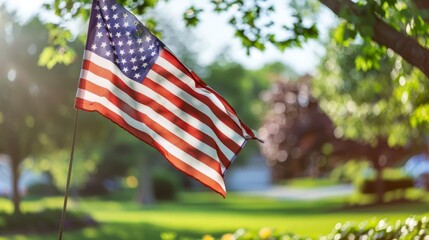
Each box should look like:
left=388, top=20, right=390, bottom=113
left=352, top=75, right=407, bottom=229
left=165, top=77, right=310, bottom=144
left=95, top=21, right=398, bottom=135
left=1, top=190, right=429, bottom=240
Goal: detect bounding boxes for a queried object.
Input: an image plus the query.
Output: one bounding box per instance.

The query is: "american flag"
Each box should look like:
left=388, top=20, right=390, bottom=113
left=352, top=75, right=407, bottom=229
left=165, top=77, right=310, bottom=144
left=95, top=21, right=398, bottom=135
left=75, top=0, right=261, bottom=197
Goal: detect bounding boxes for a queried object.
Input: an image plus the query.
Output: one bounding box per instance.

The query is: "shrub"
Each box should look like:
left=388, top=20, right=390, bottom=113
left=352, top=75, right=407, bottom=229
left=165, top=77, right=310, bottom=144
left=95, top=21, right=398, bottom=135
left=154, top=177, right=177, bottom=201
left=27, top=183, right=60, bottom=196
left=78, top=178, right=110, bottom=196
left=163, top=216, right=429, bottom=240
left=153, top=167, right=182, bottom=201
left=330, top=160, right=370, bottom=183
left=0, top=209, right=96, bottom=234
left=324, top=217, right=429, bottom=240
left=359, top=178, right=414, bottom=194
left=417, top=173, right=429, bottom=190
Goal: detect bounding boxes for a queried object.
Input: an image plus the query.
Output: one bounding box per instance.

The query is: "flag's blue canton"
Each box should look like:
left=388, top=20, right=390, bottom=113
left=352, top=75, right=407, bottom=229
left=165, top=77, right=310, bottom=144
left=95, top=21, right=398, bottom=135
left=86, top=0, right=164, bottom=83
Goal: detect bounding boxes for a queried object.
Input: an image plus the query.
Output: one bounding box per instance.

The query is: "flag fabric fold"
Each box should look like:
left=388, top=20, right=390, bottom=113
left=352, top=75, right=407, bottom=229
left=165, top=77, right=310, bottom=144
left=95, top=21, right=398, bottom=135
left=75, top=0, right=261, bottom=197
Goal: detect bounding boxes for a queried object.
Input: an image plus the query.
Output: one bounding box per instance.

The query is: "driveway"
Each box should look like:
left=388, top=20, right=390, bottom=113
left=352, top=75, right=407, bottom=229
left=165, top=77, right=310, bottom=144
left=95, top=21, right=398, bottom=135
left=242, top=184, right=354, bottom=201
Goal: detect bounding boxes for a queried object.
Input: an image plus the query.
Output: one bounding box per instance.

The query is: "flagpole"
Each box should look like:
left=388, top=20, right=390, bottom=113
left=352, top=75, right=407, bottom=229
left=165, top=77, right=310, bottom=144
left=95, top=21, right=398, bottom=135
left=58, top=109, right=79, bottom=240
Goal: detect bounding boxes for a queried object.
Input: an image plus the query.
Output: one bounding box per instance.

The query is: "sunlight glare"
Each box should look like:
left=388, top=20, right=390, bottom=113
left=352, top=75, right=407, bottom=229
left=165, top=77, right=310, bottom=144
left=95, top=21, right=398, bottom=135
left=7, top=69, right=16, bottom=82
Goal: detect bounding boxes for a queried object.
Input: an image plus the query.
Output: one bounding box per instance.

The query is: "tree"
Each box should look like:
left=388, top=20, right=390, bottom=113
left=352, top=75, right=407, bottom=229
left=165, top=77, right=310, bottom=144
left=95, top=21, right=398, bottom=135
left=260, top=77, right=419, bottom=202
left=313, top=40, right=429, bottom=147
left=309, top=34, right=429, bottom=202
left=0, top=10, right=109, bottom=214
left=0, top=12, right=75, bottom=214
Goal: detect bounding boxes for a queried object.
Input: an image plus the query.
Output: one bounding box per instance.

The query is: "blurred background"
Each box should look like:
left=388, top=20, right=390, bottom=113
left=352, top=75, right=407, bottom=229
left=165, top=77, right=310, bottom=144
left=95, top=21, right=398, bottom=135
left=1, top=0, right=429, bottom=239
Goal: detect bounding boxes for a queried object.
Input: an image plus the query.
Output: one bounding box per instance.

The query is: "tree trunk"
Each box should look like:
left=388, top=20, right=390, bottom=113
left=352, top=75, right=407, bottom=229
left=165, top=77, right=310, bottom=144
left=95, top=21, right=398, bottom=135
left=6, top=126, right=21, bottom=215
left=374, top=164, right=384, bottom=204
left=136, top=158, right=155, bottom=205
left=10, top=153, right=21, bottom=215
left=4, top=110, right=21, bottom=215
left=414, top=0, right=429, bottom=9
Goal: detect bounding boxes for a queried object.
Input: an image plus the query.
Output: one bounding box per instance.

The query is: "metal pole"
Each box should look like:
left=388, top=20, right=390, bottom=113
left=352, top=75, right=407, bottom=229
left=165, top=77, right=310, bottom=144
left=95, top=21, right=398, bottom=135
left=58, top=110, right=79, bottom=240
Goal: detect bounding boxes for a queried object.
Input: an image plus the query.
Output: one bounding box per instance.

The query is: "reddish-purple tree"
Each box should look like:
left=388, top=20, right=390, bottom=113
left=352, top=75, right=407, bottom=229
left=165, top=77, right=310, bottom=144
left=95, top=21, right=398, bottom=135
left=259, top=77, right=420, bottom=203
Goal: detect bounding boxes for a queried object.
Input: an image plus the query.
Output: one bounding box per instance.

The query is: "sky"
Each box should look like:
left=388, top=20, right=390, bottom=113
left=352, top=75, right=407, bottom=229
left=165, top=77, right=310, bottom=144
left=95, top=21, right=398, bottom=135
left=1, top=0, right=336, bottom=75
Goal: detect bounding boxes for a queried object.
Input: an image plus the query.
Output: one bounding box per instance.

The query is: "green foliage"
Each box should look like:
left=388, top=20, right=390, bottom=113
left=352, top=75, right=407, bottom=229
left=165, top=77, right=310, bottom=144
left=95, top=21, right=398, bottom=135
left=97, top=142, right=141, bottom=180
left=313, top=39, right=429, bottom=146
left=35, top=0, right=322, bottom=60
left=196, top=228, right=304, bottom=240
left=0, top=209, right=95, bottom=234
left=161, top=216, right=429, bottom=239
left=349, top=167, right=419, bottom=203
left=284, top=177, right=339, bottom=188
left=0, top=10, right=116, bottom=214
left=0, top=11, right=111, bottom=157
left=333, top=22, right=357, bottom=47
left=276, top=14, right=319, bottom=51
left=27, top=182, right=60, bottom=197
left=325, top=217, right=429, bottom=240
left=153, top=168, right=181, bottom=201
left=330, top=160, right=370, bottom=183
left=37, top=24, right=76, bottom=69
left=183, top=6, right=203, bottom=27
left=359, top=178, right=414, bottom=194
left=411, top=104, right=429, bottom=128
left=329, top=0, right=429, bottom=74
left=38, top=46, right=76, bottom=69
left=354, top=41, right=386, bottom=72
left=26, top=149, right=101, bottom=190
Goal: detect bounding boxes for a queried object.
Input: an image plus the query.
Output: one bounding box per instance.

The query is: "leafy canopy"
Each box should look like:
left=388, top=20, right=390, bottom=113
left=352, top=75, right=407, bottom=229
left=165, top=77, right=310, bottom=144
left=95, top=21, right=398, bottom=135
left=5, top=0, right=429, bottom=144
left=33, top=0, right=428, bottom=75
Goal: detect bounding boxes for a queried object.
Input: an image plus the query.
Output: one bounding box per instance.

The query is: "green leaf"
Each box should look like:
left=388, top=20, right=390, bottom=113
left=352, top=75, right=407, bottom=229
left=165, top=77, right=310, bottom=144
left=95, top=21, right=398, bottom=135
left=38, top=47, right=57, bottom=69
left=183, top=6, right=203, bottom=27
left=38, top=46, right=76, bottom=69
left=360, top=25, right=374, bottom=38
left=411, top=104, right=429, bottom=128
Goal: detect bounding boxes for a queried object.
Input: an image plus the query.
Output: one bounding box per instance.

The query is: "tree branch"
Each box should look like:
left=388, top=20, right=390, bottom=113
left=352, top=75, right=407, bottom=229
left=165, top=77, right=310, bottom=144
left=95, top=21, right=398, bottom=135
left=414, top=0, right=429, bottom=10
left=320, top=0, right=429, bottom=78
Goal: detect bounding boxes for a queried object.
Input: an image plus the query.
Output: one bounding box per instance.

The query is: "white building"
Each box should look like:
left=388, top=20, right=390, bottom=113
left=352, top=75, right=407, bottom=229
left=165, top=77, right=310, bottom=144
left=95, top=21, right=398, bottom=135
left=225, top=154, right=272, bottom=191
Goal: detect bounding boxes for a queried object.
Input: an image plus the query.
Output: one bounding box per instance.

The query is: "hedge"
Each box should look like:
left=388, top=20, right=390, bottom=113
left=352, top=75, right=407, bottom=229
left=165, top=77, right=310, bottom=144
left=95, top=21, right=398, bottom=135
left=161, top=216, right=429, bottom=240
left=0, top=209, right=96, bottom=235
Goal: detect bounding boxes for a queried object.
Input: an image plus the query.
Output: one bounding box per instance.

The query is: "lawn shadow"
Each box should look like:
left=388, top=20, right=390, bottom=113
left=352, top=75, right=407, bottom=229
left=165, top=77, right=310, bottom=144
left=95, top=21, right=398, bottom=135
left=4, top=222, right=220, bottom=240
